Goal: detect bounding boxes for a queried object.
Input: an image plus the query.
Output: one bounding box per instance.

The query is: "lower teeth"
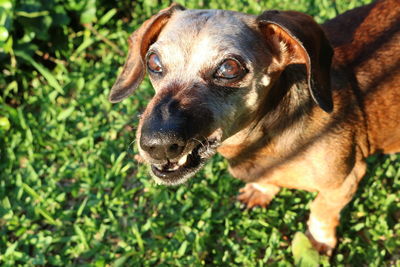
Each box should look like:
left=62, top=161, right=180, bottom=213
left=168, top=165, right=179, bottom=171
left=155, top=149, right=197, bottom=172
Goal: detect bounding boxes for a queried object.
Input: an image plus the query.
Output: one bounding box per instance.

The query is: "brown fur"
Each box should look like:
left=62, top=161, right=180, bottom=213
left=109, top=0, right=400, bottom=255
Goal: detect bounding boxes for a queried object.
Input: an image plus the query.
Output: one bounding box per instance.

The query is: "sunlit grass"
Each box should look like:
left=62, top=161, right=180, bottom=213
left=0, top=0, right=398, bottom=265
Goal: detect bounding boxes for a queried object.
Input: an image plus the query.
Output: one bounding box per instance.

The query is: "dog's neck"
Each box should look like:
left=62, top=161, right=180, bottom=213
left=257, top=64, right=314, bottom=138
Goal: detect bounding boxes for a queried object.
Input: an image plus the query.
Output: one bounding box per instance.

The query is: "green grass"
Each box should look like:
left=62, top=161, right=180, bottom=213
left=1, top=0, right=399, bottom=266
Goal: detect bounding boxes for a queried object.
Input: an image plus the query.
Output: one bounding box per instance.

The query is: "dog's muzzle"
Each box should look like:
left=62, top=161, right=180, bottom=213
left=139, top=98, right=220, bottom=185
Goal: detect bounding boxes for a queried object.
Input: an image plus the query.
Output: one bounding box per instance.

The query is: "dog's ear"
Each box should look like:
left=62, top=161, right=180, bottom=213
left=109, top=3, right=185, bottom=103
left=258, top=10, right=334, bottom=113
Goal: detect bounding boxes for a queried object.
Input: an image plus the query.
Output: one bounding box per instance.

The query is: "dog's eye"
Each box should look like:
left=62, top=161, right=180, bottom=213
left=214, top=59, right=243, bottom=79
left=147, top=53, right=163, bottom=73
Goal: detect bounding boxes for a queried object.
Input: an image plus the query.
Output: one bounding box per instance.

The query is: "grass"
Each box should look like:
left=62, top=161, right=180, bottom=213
left=1, top=0, right=399, bottom=266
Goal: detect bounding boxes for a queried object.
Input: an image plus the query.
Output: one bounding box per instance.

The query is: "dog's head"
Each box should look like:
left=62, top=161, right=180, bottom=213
left=109, top=4, right=333, bottom=185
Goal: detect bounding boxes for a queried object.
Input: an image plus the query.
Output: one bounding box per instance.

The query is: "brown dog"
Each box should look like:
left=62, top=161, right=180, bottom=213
left=109, top=0, right=400, bottom=255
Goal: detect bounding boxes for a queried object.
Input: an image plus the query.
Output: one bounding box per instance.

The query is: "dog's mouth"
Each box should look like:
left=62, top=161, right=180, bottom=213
left=149, top=138, right=220, bottom=185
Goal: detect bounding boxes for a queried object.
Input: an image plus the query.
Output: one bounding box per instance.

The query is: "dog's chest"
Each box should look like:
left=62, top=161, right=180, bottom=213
left=218, top=127, right=348, bottom=191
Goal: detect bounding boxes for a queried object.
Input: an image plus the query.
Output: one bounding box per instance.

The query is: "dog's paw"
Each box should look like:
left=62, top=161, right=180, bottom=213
left=306, top=216, right=337, bottom=256
left=305, top=230, right=335, bottom=256
left=237, top=183, right=279, bottom=209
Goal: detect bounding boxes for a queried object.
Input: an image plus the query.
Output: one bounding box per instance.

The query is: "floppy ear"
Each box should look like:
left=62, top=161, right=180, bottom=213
left=109, top=3, right=185, bottom=103
left=258, top=10, right=334, bottom=113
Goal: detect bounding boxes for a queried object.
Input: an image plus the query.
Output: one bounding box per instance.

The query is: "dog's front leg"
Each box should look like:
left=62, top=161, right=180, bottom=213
left=306, top=160, right=367, bottom=255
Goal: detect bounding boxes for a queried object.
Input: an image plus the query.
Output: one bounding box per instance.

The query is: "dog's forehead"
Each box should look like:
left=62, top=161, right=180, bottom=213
left=153, top=9, right=259, bottom=69
left=165, top=9, right=255, bottom=36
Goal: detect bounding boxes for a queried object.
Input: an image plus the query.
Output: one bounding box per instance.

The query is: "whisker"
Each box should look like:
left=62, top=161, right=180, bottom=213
left=192, top=137, right=206, bottom=148
left=126, top=139, right=137, bottom=155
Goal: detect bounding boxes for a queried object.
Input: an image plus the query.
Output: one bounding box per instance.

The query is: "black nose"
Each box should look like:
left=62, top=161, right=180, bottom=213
left=139, top=97, right=187, bottom=160
left=140, top=132, right=186, bottom=160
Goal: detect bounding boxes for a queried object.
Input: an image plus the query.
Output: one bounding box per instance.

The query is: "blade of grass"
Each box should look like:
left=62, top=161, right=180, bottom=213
left=15, top=50, right=64, bottom=94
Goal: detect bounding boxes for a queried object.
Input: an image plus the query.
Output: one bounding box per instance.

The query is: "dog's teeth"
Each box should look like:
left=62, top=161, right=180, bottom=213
left=169, top=165, right=179, bottom=171
left=178, top=154, right=188, bottom=166
left=154, top=164, right=164, bottom=170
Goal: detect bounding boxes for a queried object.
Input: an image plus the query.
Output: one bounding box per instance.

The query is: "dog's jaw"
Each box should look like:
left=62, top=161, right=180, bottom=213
left=141, top=129, right=223, bottom=186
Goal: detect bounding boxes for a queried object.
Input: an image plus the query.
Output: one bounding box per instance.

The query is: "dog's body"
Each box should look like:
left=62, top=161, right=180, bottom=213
left=109, top=0, right=400, bottom=255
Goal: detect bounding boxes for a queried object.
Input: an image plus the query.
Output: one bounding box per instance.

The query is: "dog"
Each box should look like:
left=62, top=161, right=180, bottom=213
left=109, top=0, right=400, bottom=255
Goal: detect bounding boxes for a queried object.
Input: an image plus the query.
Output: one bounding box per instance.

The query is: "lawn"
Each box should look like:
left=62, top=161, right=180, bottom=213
left=1, top=0, right=399, bottom=266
